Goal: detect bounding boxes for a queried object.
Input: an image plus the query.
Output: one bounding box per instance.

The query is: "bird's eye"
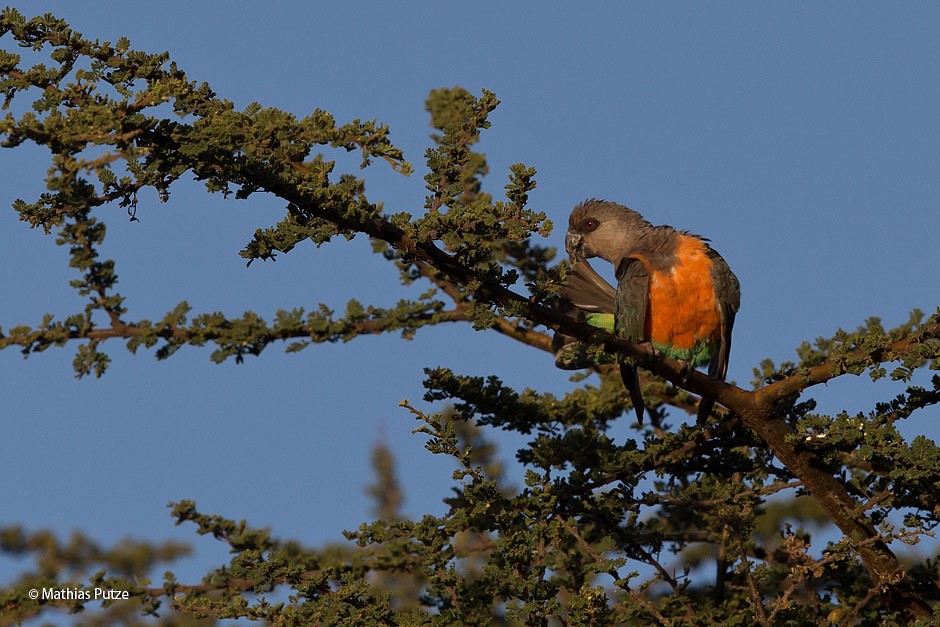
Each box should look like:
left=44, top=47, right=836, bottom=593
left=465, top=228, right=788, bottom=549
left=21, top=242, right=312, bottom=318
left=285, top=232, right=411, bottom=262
left=582, top=218, right=599, bottom=232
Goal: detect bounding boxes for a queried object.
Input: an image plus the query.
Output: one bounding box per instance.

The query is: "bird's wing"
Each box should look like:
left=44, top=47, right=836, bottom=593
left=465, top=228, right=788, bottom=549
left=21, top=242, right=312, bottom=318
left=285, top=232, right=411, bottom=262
left=559, top=255, right=617, bottom=313
left=706, top=250, right=741, bottom=382
left=552, top=256, right=618, bottom=370
left=615, top=256, right=651, bottom=423
left=614, top=256, right=650, bottom=345
left=697, top=250, right=740, bottom=423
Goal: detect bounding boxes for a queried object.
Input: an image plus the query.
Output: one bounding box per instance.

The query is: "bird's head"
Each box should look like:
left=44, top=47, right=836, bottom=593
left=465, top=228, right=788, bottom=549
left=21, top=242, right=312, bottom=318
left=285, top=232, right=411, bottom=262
left=565, top=199, right=653, bottom=264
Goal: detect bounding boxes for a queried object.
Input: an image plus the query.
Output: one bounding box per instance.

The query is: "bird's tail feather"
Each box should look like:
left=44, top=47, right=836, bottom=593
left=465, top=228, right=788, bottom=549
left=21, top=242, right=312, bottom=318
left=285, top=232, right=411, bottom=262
left=697, top=397, right=715, bottom=424
left=620, top=363, right=644, bottom=424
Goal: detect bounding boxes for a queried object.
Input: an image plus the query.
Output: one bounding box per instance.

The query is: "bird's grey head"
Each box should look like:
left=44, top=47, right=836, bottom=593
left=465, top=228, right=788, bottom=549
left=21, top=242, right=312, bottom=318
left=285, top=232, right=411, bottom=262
left=565, top=199, right=653, bottom=264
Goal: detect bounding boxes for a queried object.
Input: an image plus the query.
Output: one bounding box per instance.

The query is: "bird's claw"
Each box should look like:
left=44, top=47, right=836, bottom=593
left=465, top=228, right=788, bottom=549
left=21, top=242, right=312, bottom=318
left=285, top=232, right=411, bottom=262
left=676, top=359, right=692, bottom=384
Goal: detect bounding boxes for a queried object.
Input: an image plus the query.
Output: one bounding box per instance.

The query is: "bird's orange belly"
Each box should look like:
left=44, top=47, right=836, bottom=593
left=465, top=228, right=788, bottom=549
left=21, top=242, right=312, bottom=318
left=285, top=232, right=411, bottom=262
left=645, top=237, right=721, bottom=363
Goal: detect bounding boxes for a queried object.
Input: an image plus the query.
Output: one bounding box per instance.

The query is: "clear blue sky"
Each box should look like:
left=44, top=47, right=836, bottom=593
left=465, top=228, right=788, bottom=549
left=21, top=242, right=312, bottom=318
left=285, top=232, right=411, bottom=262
left=2, top=2, right=938, bottom=592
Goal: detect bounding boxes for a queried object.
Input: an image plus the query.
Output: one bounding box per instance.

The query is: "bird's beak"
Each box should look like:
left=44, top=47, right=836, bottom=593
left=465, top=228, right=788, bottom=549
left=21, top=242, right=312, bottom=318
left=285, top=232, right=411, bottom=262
left=565, top=231, right=583, bottom=256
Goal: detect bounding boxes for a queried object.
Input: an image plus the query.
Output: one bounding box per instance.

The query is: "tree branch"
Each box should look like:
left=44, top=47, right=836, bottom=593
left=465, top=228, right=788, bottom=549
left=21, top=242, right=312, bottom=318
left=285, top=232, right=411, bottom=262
left=756, top=321, right=940, bottom=405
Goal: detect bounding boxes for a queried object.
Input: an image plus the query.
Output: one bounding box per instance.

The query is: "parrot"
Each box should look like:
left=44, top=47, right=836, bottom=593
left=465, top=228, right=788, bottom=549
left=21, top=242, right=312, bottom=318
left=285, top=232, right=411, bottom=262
left=554, top=199, right=740, bottom=424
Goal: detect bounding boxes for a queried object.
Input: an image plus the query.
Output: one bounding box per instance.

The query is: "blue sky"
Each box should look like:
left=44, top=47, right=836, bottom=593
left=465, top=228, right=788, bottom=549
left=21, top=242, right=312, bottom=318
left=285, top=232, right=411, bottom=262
left=1, top=2, right=938, bottom=593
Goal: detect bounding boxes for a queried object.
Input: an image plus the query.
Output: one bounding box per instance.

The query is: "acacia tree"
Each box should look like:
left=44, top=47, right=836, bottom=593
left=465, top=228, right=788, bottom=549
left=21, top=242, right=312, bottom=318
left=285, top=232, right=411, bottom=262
left=1, top=10, right=939, bottom=626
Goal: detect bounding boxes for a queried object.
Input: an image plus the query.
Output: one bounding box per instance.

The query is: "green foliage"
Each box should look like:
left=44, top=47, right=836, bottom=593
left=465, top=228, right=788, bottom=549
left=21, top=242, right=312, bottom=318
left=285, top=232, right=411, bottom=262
left=2, top=9, right=940, bottom=626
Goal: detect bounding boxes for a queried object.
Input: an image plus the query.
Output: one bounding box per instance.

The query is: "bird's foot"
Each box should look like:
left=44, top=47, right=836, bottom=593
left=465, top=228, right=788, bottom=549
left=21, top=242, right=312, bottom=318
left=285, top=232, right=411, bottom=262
left=676, top=359, right=693, bottom=384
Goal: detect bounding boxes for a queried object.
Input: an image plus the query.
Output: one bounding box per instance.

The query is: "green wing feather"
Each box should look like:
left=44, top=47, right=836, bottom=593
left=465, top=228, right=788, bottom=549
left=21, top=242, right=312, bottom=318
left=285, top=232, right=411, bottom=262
left=585, top=312, right=614, bottom=331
